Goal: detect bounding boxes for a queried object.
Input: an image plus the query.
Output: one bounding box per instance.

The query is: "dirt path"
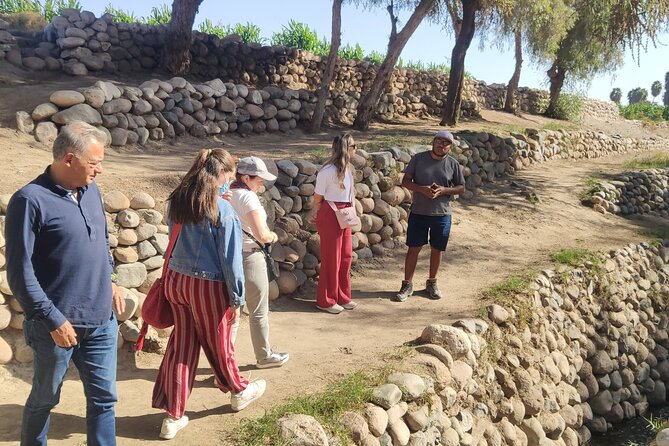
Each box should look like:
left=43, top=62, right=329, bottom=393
left=1, top=143, right=667, bottom=445
left=1, top=68, right=669, bottom=444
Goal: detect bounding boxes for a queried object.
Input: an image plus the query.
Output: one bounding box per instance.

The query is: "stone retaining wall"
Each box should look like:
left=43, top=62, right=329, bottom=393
left=587, top=168, right=669, bottom=217
left=278, top=241, right=669, bottom=446
left=0, top=18, right=15, bottom=60
left=2, top=9, right=619, bottom=122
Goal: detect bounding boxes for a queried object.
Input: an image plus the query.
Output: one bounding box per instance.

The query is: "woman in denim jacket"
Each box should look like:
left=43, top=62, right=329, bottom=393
left=152, top=148, right=266, bottom=440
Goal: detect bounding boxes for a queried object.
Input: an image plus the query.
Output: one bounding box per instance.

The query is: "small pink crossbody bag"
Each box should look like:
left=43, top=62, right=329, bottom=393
left=327, top=181, right=360, bottom=229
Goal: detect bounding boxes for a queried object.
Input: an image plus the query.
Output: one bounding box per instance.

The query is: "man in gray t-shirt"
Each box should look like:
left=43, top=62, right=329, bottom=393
left=395, top=131, right=465, bottom=302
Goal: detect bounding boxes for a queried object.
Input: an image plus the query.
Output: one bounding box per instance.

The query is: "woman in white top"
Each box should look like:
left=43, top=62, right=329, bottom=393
left=312, top=133, right=359, bottom=314
left=229, top=156, right=289, bottom=369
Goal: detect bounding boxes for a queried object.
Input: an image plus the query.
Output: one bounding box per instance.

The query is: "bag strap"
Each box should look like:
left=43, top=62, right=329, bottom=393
left=242, top=229, right=266, bottom=251
left=327, top=174, right=356, bottom=210
left=161, top=223, right=182, bottom=273
left=134, top=223, right=181, bottom=353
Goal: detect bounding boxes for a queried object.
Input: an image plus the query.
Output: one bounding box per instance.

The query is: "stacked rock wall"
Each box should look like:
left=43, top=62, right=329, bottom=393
left=278, top=242, right=669, bottom=446
left=3, top=10, right=618, bottom=122
left=0, top=18, right=16, bottom=61
left=588, top=168, right=669, bottom=217
left=16, top=75, right=668, bottom=159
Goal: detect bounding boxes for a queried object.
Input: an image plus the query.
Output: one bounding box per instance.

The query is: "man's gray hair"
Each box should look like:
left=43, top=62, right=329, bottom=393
left=52, top=121, right=107, bottom=160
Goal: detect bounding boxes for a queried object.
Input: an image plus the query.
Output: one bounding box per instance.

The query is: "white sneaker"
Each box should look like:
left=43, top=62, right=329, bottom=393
left=257, top=351, right=289, bottom=369
left=159, top=415, right=188, bottom=440
left=316, top=304, right=344, bottom=314
left=341, top=301, right=358, bottom=310
left=231, top=379, right=266, bottom=412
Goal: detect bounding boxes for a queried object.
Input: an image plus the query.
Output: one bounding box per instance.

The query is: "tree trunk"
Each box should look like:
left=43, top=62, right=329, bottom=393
left=504, top=26, right=523, bottom=114
left=353, top=0, right=436, bottom=131
left=440, top=0, right=481, bottom=126
left=310, top=0, right=342, bottom=133
left=545, top=60, right=566, bottom=118
left=163, top=0, right=203, bottom=75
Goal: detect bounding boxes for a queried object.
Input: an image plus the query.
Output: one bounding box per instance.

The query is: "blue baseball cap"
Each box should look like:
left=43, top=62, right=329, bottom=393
left=433, top=131, right=454, bottom=143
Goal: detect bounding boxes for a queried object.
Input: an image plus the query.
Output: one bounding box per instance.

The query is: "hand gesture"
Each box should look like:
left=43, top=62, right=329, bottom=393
left=221, top=190, right=233, bottom=202
left=430, top=183, right=448, bottom=199
left=50, top=320, right=78, bottom=348
left=419, top=185, right=436, bottom=198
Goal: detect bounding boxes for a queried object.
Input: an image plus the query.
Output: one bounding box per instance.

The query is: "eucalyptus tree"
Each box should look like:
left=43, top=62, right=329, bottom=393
left=492, top=0, right=573, bottom=114
left=352, top=0, right=438, bottom=131
left=163, top=0, right=204, bottom=74
left=311, top=0, right=343, bottom=133
left=664, top=72, right=669, bottom=106
left=545, top=0, right=669, bottom=117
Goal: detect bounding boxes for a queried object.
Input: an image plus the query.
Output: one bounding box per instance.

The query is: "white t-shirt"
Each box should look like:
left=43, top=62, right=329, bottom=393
left=230, top=188, right=266, bottom=252
left=314, top=164, right=354, bottom=202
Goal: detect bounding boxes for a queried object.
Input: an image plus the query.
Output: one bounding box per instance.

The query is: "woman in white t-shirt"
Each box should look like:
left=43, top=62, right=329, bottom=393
left=312, top=133, right=359, bottom=314
left=230, top=156, right=289, bottom=369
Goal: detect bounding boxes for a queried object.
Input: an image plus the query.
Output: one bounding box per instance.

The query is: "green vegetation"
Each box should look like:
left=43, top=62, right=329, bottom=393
left=622, top=153, right=669, bottom=169
left=232, top=369, right=387, bottom=446
left=580, top=176, right=603, bottom=200
left=645, top=414, right=668, bottom=433
left=0, top=0, right=80, bottom=22
left=481, top=270, right=535, bottom=327
left=103, top=3, right=136, bottom=23
left=271, top=20, right=330, bottom=56
left=361, top=134, right=432, bottom=152
left=638, top=225, right=669, bottom=245
left=104, top=3, right=170, bottom=25
left=619, top=103, right=669, bottom=122
left=198, top=19, right=265, bottom=44
left=552, top=248, right=600, bottom=267
left=550, top=93, right=584, bottom=122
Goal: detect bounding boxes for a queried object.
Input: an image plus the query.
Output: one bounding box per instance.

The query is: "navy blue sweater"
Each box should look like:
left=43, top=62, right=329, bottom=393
left=5, top=168, right=113, bottom=330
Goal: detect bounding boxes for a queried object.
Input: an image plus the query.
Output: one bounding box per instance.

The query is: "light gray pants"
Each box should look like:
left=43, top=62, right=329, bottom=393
left=230, top=251, right=272, bottom=361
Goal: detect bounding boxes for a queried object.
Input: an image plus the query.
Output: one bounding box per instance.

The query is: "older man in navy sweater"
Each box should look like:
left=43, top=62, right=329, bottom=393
left=6, top=121, right=125, bottom=446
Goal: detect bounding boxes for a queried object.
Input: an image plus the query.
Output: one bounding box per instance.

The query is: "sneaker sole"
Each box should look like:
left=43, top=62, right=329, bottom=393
left=159, top=419, right=188, bottom=439
left=316, top=305, right=343, bottom=314
left=256, top=356, right=289, bottom=369
left=232, top=393, right=263, bottom=412
left=393, top=293, right=412, bottom=302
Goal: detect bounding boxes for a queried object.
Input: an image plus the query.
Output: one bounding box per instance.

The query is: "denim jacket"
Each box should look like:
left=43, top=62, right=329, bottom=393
left=167, top=198, right=245, bottom=307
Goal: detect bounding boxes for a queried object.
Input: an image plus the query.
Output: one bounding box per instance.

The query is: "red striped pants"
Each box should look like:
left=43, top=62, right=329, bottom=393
left=152, top=269, right=249, bottom=419
left=315, top=201, right=353, bottom=308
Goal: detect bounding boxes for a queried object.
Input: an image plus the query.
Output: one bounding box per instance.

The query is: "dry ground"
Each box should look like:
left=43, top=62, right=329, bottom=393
left=0, top=68, right=668, bottom=445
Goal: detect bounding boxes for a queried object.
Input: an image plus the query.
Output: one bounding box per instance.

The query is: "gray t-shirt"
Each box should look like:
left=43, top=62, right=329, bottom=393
left=404, top=151, right=465, bottom=216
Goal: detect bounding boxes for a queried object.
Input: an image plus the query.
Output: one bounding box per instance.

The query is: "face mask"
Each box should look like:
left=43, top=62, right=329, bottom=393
left=219, top=181, right=230, bottom=196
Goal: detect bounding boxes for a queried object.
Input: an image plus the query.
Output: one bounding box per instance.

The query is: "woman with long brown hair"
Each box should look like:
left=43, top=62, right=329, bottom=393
left=312, top=133, right=359, bottom=314
left=152, top=148, right=265, bottom=440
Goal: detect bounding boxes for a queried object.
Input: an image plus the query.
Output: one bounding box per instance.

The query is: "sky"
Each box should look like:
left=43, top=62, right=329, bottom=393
left=83, top=0, right=669, bottom=104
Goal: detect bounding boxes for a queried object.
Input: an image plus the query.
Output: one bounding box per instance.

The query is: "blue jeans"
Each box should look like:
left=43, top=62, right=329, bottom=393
left=21, top=315, right=118, bottom=446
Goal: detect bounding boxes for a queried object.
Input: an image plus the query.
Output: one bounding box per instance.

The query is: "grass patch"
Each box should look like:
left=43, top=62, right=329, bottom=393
left=637, top=225, right=669, bottom=246
left=231, top=369, right=388, bottom=446
left=622, top=153, right=669, bottom=170
left=309, top=146, right=330, bottom=160
left=541, top=122, right=578, bottom=132
left=645, top=414, right=668, bottom=433
left=552, top=248, right=600, bottom=268
left=480, top=270, right=535, bottom=327
left=362, top=135, right=431, bottom=152
left=580, top=176, right=603, bottom=200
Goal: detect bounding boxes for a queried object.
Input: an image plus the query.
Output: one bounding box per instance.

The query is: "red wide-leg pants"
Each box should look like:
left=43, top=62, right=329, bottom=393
left=316, top=201, right=353, bottom=308
left=152, top=269, right=249, bottom=419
